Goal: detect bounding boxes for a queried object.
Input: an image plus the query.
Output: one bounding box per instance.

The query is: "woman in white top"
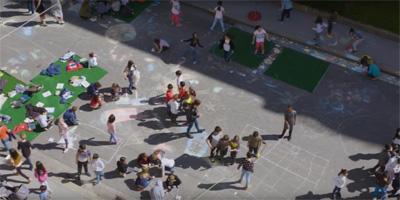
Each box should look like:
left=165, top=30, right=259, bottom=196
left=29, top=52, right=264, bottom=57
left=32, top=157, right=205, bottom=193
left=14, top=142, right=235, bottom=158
left=210, top=1, right=225, bottom=32
left=332, top=169, right=348, bottom=200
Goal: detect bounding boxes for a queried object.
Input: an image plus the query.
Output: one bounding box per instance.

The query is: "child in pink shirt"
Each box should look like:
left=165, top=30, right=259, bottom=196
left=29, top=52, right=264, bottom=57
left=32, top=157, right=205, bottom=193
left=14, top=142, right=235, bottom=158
left=107, top=114, right=118, bottom=144
left=34, top=161, right=50, bottom=191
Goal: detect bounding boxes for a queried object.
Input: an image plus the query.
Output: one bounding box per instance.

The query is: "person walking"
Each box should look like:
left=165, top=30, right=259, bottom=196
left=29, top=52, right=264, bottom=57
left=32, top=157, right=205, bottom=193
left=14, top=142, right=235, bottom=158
left=91, top=153, right=105, bottom=185
left=168, top=95, right=180, bottom=125
left=210, top=1, right=225, bottom=32
left=34, top=0, right=47, bottom=26
left=170, top=0, right=181, bottom=27
left=34, top=161, right=50, bottom=191
left=186, top=99, right=204, bottom=138
left=107, top=114, right=118, bottom=144
left=55, top=118, right=69, bottom=153
left=332, top=169, right=348, bottom=199
left=7, top=148, right=31, bottom=183
left=123, top=60, right=140, bottom=95
left=39, top=185, right=49, bottom=200
left=279, top=105, right=297, bottom=141
left=181, top=32, right=204, bottom=64
left=27, top=0, right=35, bottom=15
left=17, top=133, right=33, bottom=170
left=346, top=28, right=363, bottom=53
left=252, top=25, right=269, bottom=55
left=279, top=0, right=293, bottom=22
left=237, top=152, right=255, bottom=190
left=219, top=34, right=235, bottom=62
left=206, top=126, right=223, bottom=162
left=247, top=131, right=265, bottom=158
left=76, top=144, right=92, bottom=180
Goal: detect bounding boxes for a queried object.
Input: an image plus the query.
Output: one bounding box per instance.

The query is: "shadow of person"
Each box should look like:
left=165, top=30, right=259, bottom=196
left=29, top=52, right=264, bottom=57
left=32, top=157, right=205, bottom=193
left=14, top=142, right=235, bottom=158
left=79, top=103, right=94, bottom=112
left=174, top=154, right=211, bottom=170
left=144, top=132, right=187, bottom=145
left=295, top=191, right=332, bottom=199
left=32, top=142, right=63, bottom=151
left=79, top=137, right=114, bottom=146
left=198, top=180, right=244, bottom=191
left=346, top=166, right=374, bottom=198
left=48, top=172, right=80, bottom=185
left=148, top=94, right=164, bottom=105
left=104, top=169, right=121, bottom=179
left=348, top=152, right=380, bottom=162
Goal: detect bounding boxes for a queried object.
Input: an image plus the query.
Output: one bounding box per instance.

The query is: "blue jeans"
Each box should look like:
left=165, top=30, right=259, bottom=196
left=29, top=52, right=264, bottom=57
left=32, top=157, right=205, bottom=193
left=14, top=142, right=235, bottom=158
left=127, top=79, right=134, bottom=93
left=95, top=171, right=104, bottom=184
left=109, top=133, right=117, bottom=144
left=186, top=118, right=200, bottom=134
left=1, top=138, right=10, bottom=152
left=240, top=170, right=252, bottom=187
left=183, top=47, right=198, bottom=63
left=223, top=50, right=233, bottom=62
left=210, top=18, right=225, bottom=32
left=23, top=156, right=33, bottom=170
left=27, top=0, right=35, bottom=14
left=332, top=186, right=341, bottom=200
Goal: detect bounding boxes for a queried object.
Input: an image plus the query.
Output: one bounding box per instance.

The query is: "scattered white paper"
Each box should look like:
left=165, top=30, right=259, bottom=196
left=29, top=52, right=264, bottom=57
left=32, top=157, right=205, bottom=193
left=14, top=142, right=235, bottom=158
left=48, top=137, right=54, bottom=142
left=55, top=90, right=60, bottom=95
left=56, top=83, right=64, bottom=89
left=42, top=91, right=52, bottom=97
left=36, top=102, right=44, bottom=107
left=81, top=80, right=90, bottom=88
left=45, top=107, right=55, bottom=113
left=8, top=90, right=16, bottom=97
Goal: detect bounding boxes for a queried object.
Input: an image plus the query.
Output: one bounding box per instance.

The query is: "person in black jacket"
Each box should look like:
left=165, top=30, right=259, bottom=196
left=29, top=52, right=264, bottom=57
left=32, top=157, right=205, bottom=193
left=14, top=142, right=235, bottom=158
left=164, top=174, right=181, bottom=192
left=181, top=32, right=204, bottom=64
left=219, top=34, right=235, bottom=62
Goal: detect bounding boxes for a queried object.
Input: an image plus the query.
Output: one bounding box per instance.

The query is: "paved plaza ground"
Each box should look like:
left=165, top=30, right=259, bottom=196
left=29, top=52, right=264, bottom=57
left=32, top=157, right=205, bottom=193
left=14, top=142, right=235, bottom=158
left=0, top=1, right=399, bottom=199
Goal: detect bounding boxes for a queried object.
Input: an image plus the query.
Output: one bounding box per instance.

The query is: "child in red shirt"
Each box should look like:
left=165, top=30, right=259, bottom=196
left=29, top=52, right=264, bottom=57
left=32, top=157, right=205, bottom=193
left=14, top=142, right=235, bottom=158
left=90, top=94, right=104, bottom=109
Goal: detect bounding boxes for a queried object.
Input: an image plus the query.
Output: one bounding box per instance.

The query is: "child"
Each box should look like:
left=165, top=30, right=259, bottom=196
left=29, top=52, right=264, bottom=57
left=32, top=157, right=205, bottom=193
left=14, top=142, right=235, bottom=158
left=34, top=161, right=50, bottom=191
left=247, top=131, right=265, bottom=158
left=107, top=114, right=118, bottom=144
left=207, top=126, right=223, bottom=162
left=55, top=118, right=69, bottom=153
left=91, top=153, right=105, bottom=185
left=111, top=83, right=121, bottom=101
left=312, top=16, right=326, bottom=46
left=88, top=52, right=98, bottom=69
left=332, top=169, right=348, bottom=200
left=175, top=70, right=184, bottom=90
left=219, top=34, right=235, bottom=62
left=252, top=25, right=269, bottom=55
left=210, top=1, right=225, bottom=32
left=170, top=0, right=181, bottom=27
left=229, top=135, right=240, bottom=165
left=89, top=94, right=104, bottom=109
left=17, top=133, right=33, bottom=170
left=149, top=149, right=163, bottom=167
left=165, top=84, right=174, bottom=117
left=168, top=95, right=179, bottom=125
left=123, top=60, right=140, bottom=95
left=164, top=174, right=181, bottom=192
left=39, top=185, right=49, bottom=200
left=137, top=153, right=150, bottom=168
left=117, top=156, right=128, bottom=177
left=7, top=148, right=31, bottom=182
left=346, top=28, right=363, bottom=53
left=135, top=167, right=154, bottom=190
left=216, top=135, right=230, bottom=161
left=152, top=38, right=170, bottom=53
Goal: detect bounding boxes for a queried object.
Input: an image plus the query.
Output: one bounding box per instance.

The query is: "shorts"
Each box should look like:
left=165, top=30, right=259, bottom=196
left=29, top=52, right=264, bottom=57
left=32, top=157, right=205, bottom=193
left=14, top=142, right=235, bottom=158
left=255, top=42, right=264, bottom=51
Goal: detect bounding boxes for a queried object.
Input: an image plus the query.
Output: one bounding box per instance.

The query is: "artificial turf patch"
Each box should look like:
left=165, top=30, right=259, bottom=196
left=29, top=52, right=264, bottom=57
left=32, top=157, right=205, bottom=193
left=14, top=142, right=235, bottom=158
left=211, top=27, right=274, bottom=69
left=0, top=56, right=107, bottom=141
left=109, top=0, right=152, bottom=23
left=265, top=48, right=329, bottom=92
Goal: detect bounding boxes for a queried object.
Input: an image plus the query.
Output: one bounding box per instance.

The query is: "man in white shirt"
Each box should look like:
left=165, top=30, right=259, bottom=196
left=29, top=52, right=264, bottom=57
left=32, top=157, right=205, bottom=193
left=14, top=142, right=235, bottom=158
left=210, top=1, right=225, bottom=32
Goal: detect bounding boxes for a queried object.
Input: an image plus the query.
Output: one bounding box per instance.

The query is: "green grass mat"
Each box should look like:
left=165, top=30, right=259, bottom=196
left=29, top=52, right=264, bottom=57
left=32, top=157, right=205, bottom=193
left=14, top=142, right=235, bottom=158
left=211, top=27, right=274, bottom=69
left=0, top=56, right=107, bottom=141
left=109, top=0, right=152, bottom=23
left=265, top=48, right=329, bottom=92
left=0, top=70, right=26, bottom=94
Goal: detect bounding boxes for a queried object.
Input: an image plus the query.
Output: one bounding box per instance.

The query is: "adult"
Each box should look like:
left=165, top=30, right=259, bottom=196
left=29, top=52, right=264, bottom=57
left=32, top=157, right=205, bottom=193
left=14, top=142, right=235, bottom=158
left=252, top=25, right=269, bottom=55
left=63, top=106, right=79, bottom=126
left=34, top=0, right=47, bottom=26
left=237, top=152, right=255, bottom=190
left=279, top=105, right=297, bottom=141
left=17, top=134, right=33, bottom=171
left=332, top=169, right=348, bottom=200
left=181, top=32, right=204, bottom=64
left=27, top=0, right=35, bottom=15
left=76, top=144, right=92, bottom=180
left=206, top=126, right=223, bottom=162
left=219, top=34, right=235, bottom=62
left=150, top=180, right=165, bottom=200
left=50, top=0, right=64, bottom=24
left=279, top=0, right=293, bottom=22
left=123, top=60, right=140, bottom=95
left=186, top=99, right=204, bottom=138
left=153, top=38, right=170, bottom=53
left=210, top=1, right=225, bottom=32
